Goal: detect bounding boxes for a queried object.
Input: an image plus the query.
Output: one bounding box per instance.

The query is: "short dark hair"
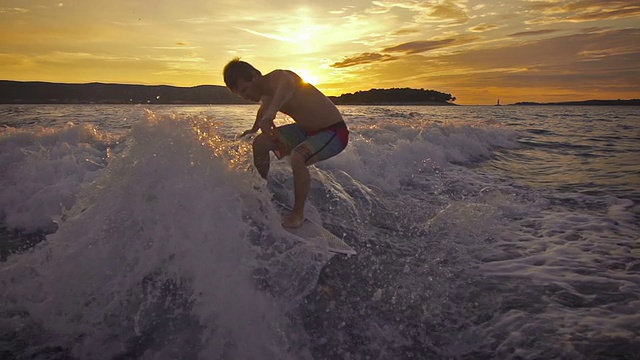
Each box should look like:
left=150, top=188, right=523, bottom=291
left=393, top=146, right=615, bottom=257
left=223, top=58, right=261, bottom=90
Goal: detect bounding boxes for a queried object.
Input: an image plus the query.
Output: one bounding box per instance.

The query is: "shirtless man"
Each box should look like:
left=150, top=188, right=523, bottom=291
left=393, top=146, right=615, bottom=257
left=223, top=59, right=349, bottom=228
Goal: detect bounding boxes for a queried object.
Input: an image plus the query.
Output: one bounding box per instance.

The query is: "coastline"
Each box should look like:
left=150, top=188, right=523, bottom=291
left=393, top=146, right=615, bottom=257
left=0, top=81, right=457, bottom=106
left=1, top=80, right=637, bottom=106
left=510, top=99, right=640, bottom=106
left=328, top=101, right=458, bottom=106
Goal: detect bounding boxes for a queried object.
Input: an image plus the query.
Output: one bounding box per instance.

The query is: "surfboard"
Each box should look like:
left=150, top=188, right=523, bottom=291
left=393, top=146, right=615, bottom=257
left=275, top=202, right=357, bottom=256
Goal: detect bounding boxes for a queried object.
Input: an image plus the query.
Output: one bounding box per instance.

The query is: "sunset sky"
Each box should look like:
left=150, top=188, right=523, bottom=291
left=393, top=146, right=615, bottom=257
left=1, top=0, right=638, bottom=104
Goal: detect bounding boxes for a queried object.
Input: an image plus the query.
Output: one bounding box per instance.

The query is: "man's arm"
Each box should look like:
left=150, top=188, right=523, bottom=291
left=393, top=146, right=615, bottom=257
left=238, top=97, right=271, bottom=138
left=256, top=98, right=274, bottom=134
left=257, top=70, right=298, bottom=130
left=237, top=70, right=298, bottom=139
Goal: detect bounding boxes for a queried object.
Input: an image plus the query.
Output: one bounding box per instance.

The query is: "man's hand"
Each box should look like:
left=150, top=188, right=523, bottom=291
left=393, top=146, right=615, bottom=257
left=258, top=110, right=277, bottom=130
left=238, top=111, right=277, bottom=140
left=257, top=112, right=277, bottom=138
left=237, top=127, right=258, bottom=139
left=258, top=118, right=272, bottom=135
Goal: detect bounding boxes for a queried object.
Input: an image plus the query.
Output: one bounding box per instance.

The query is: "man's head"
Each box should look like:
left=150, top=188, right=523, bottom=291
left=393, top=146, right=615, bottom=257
left=223, top=58, right=262, bottom=102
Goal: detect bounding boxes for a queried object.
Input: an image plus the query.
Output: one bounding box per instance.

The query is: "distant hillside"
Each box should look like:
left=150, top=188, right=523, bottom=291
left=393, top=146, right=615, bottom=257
left=0, top=81, right=460, bottom=106
left=512, top=99, right=640, bottom=106
left=0, top=80, right=250, bottom=104
left=329, top=87, right=456, bottom=105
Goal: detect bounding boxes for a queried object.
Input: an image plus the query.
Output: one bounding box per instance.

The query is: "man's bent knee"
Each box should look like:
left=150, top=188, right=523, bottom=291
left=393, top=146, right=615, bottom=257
left=252, top=133, right=275, bottom=179
left=253, top=133, right=269, bottom=150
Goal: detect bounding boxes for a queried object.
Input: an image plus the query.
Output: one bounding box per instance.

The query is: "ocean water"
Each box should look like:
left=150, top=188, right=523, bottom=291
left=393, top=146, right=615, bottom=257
left=0, top=104, right=638, bottom=359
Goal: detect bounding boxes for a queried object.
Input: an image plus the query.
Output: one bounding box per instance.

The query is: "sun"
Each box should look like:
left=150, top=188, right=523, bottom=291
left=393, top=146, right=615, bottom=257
left=295, top=69, right=320, bottom=85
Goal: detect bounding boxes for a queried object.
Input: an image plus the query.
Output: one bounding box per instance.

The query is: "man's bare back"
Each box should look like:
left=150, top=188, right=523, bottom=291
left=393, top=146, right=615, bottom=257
left=261, top=70, right=344, bottom=132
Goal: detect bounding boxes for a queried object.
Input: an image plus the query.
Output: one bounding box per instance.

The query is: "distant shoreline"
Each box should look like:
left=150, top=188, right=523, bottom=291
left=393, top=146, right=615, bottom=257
left=1, top=80, right=637, bottom=106
left=0, top=80, right=457, bottom=106
left=509, top=99, right=640, bottom=106
left=327, top=102, right=458, bottom=106
left=0, top=80, right=249, bottom=105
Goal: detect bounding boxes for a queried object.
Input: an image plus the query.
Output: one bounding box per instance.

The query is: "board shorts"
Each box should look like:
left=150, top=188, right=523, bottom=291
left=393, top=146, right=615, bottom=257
left=272, top=121, right=349, bottom=165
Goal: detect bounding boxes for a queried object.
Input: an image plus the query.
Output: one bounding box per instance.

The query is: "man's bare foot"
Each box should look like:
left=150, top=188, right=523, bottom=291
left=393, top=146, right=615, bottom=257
left=282, top=212, right=304, bottom=228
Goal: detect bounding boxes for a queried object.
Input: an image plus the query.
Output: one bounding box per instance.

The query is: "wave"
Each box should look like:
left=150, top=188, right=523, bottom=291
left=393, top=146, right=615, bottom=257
left=320, top=119, right=520, bottom=191
left=0, top=109, right=578, bottom=359
left=1, top=113, right=331, bottom=358
left=0, top=122, right=115, bottom=232
left=0, top=110, right=521, bottom=233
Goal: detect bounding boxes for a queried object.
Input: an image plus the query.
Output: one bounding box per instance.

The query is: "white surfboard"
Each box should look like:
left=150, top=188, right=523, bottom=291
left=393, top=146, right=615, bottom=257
left=276, top=202, right=357, bottom=256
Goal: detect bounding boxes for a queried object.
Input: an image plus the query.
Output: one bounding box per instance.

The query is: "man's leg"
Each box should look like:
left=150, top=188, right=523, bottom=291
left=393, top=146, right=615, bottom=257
left=282, top=150, right=309, bottom=228
left=252, top=133, right=277, bottom=179
left=281, top=126, right=348, bottom=228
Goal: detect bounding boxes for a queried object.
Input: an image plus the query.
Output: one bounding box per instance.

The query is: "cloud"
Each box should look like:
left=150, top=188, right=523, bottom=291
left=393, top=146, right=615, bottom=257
left=43, top=51, right=140, bottom=63
left=468, top=23, right=502, bottom=33
left=326, top=27, right=639, bottom=103
left=525, top=0, right=640, bottom=24
left=235, top=27, right=295, bottom=43
left=329, top=6, right=355, bottom=15
left=329, top=33, right=481, bottom=68
left=435, top=28, right=640, bottom=91
left=460, top=28, right=638, bottom=66
left=0, top=8, right=29, bottom=14
left=368, top=0, right=470, bottom=25
left=508, top=29, right=562, bottom=37
left=391, top=28, right=422, bottom=36
left=330, top=52, right=397, bottom=68
left=112, top=21, right=147, bottom=27
left=178, top=18, right=211, bottom=24
left=579, top=26, right=611, bottom=33
left=423, top=0, right=469, bottom=24
left=383, top=39, right=457, bottom=54
left=382, top=35, right=480, bottom=54
left=145, top=43, right=201, bottom=50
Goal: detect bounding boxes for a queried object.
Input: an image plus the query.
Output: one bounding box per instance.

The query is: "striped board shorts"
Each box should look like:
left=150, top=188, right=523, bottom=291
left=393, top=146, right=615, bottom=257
left=272, top=121, right=349, bottom=165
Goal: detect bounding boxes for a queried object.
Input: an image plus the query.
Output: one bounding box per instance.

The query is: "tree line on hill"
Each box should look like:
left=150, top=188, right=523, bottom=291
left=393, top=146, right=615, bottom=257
left=0, top=81, right=249, bottom=104
left=0, top=81, right=457, bottom=105
left=329, top=87, right=456, bottom=105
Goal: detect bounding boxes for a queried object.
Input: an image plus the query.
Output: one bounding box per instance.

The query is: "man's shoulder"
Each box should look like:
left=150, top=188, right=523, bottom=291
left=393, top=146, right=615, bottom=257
left=264, top=70, right=304, bottom=96
left=265, top=69, right=299, bottom=79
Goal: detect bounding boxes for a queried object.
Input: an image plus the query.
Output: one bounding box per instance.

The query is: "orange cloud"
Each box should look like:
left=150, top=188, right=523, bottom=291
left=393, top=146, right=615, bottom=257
left=331, top=34, right=481, bottom=68
left=367, top=0, right=470, bottom=25
left=468, top=23, right=503, bottom=33
left=383, top=39, right=456, bottom=54
left=526, top=0, right=640, bottom=24
left=508, top=29, right=562, bottom=37
left=325, top=27, right=639, bottom=103
left=0, top=7, right=29, bottom=14
left=391, top=28, right=422, bottom=36
left=331, top=53, right=397, bottom=68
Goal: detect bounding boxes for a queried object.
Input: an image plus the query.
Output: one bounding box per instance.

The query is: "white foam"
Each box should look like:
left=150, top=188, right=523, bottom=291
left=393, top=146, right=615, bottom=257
left=1, top=112, right=322, bottom=359
left=322, top=120, right=519, bottom=190
left=0, top=123, right=113, bottom=232
left=476, top=190, right=640, bottom=357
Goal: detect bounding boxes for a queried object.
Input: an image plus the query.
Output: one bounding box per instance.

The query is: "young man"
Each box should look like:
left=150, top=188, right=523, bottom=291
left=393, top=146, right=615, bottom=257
left=223, top=59, right=349, bottom=228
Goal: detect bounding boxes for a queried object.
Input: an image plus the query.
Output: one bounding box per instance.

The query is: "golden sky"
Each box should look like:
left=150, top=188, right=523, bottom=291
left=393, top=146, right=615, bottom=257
left=1, top=0, right=639, bottom=104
